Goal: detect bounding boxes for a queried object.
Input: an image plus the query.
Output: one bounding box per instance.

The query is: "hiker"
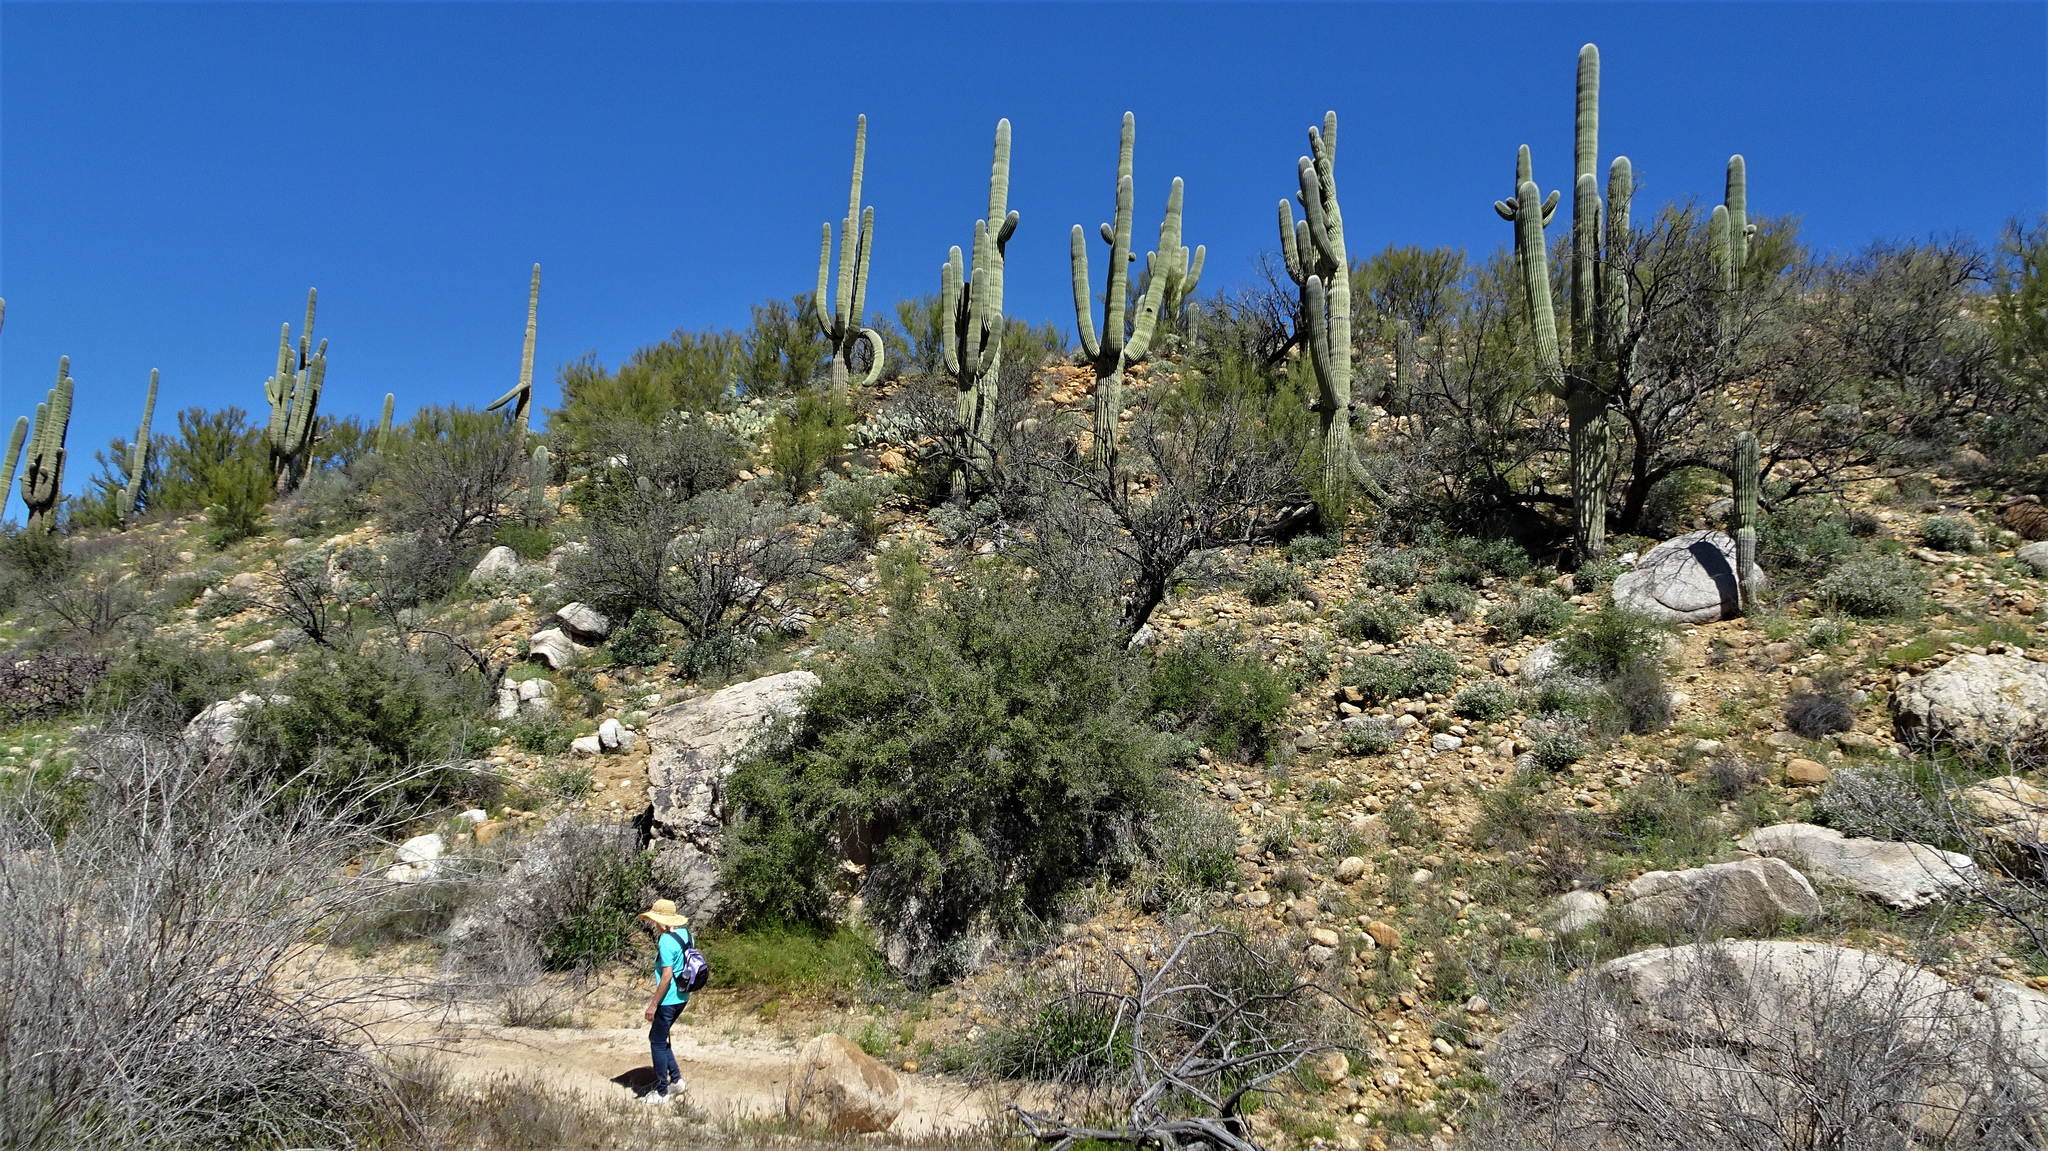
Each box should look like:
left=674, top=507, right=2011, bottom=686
left=637, top=898, right=693, bottom=1103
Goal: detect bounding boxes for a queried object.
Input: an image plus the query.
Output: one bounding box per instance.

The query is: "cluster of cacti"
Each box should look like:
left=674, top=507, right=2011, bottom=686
left=488, top=265, right=542, bottom=435
left=1498, top=45, right=1632, bottom=562
left=119, top=369, right=159, bottom=521
left=1710, top=156, right=1757, bottom=332
left=1732, top=430, right=1761, bottom=614
left=19, top=357, right=75, bottom=533
left=940, top=118, right=1017, bottom=483
left=264, top=288, right=327, bottom=494
left=814, top=117, right=883, bottom=406
left=1071, top=113, right=1196, bottom=464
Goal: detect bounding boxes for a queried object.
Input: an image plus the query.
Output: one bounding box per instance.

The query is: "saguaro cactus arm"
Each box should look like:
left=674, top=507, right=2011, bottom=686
left=377, top=393, right=395, bottom=453
left=941, top=119, right=1016, bottom=483
left=120, top=368, right=159, bottom=520
left=0, top=417, right=26, bottom=506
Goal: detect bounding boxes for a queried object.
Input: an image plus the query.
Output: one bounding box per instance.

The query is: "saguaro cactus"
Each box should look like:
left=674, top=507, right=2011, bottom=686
left=376, top=393, right=395, bottom=453
left=815, top=116, right=884, bottom=407
left=120, top=368, right=159, bottom=521
left=21, top=357, right=75, bottom=533
left=527, top=444, right=552, bottom=523
left=1278, top=111, right=1370, bottom=505
left=489, top=265, right=542, bottom=435
left=265, top=288, right=327, bottom=494
left=1732, top=430, right=1761, bottom=615
left=1071, top=112, right=1188, bottom=464
left=1710, top=156, right=1757, bottom=333
left=0, top=418, right=25, bottom=511
left=941, top=118, right=1017, bottom=484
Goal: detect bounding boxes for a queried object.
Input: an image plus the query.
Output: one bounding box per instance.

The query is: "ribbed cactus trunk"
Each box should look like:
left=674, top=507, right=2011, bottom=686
left=1279, top=112, right=1361, bottom=509
left=376, top=393, right=395, bottom=453
left=1733, top=430, right=1761, bottom=615
left=264, top=289, right=326, bottom=495
left=941, top=119, right=1017, bottom=494
left=816, top=116, right=884, bottom=408
left=21, top=358, right=75, bottom=533
left=527, top=444, right=551, bottom=525
left=1, top=418, right=27, bottom=514
left=120, top=368, right=159, bottom=521
left=1072, top=113, right=1188, bottom=469
left=1710, top=156, right=1755, bottom=338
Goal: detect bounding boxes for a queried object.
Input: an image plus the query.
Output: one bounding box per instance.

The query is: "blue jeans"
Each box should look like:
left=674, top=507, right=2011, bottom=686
left=649, top=1001, right=685, bottom=1090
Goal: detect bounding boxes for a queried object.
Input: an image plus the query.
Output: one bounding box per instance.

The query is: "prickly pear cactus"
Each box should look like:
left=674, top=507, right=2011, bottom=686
left=815, top=117, right=883, bottom=407
left=489, top=265, right=542, bottom=435
left=941, top=118, right=1017, bottom=487
left=20, top=357, right=75, bottom=533
left=264, top=289, right=326, bottom=494
left=120, top=368, right=159, bottom=521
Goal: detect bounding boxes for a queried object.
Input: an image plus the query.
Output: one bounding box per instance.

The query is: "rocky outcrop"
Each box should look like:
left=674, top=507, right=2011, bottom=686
left=1892, top=654, right=2048, bottom=747
left=182, top=691, right=284, bottom=760
left=646, top=670, right=820, bottom=920
left=785, top=1034, right=903, bottom=1134
left=469, top=546, right=520, bottom=582
left=528, top=627, right=581, bottom=671
left=1609, top=530, right=1763, bottom=625
left=1962, top=775, right=2048, bottom=877
left=1737, top=823, right=1974, bottom=910
left=555, top=602, right=611, bottom=642
left=1620, top=857, right=1820, bottom=931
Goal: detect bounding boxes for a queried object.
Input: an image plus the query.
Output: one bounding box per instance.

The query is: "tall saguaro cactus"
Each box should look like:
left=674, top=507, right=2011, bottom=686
left=0, top=418, right=25, bottom=513
left=1278, top=111, right=1364, bottom=505
left=1732, top=430, right=1761, bottom=615
left=1710, top=156, right=1757, bottom=332
left=489, top=265, right=542, bottom=435
left=21, top=357, right=75, bottom=533
left=376, top=393, right=395, bottom=453
left=941, top=118, right=1017, bottom=485
left=1071, top=112, right=1185, bottom=465
left=815, top=116, right=884, bottom=407
left=265, top=288, right=327, bottom=494
left=120, top=368, right=159, bottom=521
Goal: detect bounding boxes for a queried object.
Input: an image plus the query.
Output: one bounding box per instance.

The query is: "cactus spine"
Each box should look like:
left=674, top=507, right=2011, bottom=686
left=1072, top=113, right=1187, bottom=465
left=489, top=265, right=542, bottom=435
left=376, top=393, right=395, bottom=453
left=527, top=444, right=551, bottom=523
left=21, top=357, right=75, bottom=533
left=1278, top=112, right=1366, bottom=505
left=120, top=368, right=159, bottom=521
left=1733, top=430, right=1761, bottom=615
left=941, top=118, right=1017, bottom=485
left=264, top=288, right=326, bottom=494
left=815, top=116, right=883, bottom=407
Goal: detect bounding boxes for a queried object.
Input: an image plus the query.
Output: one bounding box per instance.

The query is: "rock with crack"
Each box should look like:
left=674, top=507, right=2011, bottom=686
left=1620, top=857, right=1820, bottom=931
left=785, top=1034, right=904, bottom=1134
left=646, top=670, right=820, bottom=921
left=1609, top=530, right=1763, bottom=624
left=1892, top=654, right=2048, bottom=748
left=2018, top=540, right=2048, bottom=575
left=1519, top=641, right=1566, bottom=685
left=527, top=627, right=583, bottom=671
left=1550, top=889, right=1609, bottom=933
left=1736, top=823, right=1975, bottom=910
left=554, top=601, right=611, bottom=642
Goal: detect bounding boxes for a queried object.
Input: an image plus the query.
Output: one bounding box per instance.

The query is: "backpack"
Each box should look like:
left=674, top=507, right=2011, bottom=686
left=667, top=928, right=711, bottom=993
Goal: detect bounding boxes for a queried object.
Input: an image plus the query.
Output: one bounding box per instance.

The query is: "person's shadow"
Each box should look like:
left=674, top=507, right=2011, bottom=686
left=611, top=1066, right=661, bottom=1096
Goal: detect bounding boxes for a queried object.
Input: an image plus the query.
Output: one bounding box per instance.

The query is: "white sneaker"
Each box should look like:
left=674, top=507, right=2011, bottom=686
left=640, top=1089, right=668, bottom=1105
left=669, top=1078, right=687, bottom=1096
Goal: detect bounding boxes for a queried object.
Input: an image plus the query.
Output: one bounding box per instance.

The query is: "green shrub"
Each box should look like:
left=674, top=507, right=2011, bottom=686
left=1338, top=719, right=1398, bottom=755
left=1343, top=655, right=1413, bottom=704
left=1336, top=595, right=1415, bottom=644
left=1151, top=630, right=1293, bottom=759
left=1417, top=580, right=1477, bottom=616
left=1532, top=678, right=1597, bottom=719
left=1363, top=552, right=1418, bottom=588
left=1816, top=556, right=1927, bottom=619
left=1469, top=537, right=1533, bottom=578
left=1919, top=515, right=1976, bottom=552
left=535, top=832, right=659, bottom=972
left=1407, top=645, right=1462, bottom=695
left=768, top=388, right=851, bottom=495
left=1487, top=590, right=1575, bottom=641
left=978, top=998, right=1134, bottom=1084
left=1244, top=561, right=1306, bottom=607
left=91, top=636, right=252, bottom=726
left=820, top=472, right=892, bottom=545
left=1558, top=603, right=1670, bottom=678
left=377, top=407, right=527, bottom=597
left=1598, top=658, right=1672, bottom=735
left=492, top=521, right=556, bottom=561
left=721, top=568, right=1173, bottom=981
left=1453, top=681, right=1514, bottom=722
left=607, top=610, right=667, bottom=667
left=673, top=633, right=755, bottom=680
left=702, top=924, right=885, bottom=995
left=1286, top=534, right=1343, bottom=565
left=1573, top=555, right=1626, bottom=592
left=1531, top=721, right=1589, bottom=770
left=506, top=710, right=573, bottom=756
left=203, top=450, right=273, bottom=548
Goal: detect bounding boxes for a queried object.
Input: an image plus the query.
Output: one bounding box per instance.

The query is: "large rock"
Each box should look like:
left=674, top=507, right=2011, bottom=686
left=785, top=1034, right=903, bottom=1134
left=470, top=546, right=520, bottom=582
left=1892, top=654, right=2048, bottom=747
left=2017, top=540, right=2048, bottom=574
left=1736, top=823, right=1975, bottom=910
left=528, top=627, right=580, bottom=671
left=182, top=691, right=281, bottom=760
left=647, top=670, right=820, bottom=920
left=1962, top=775, right=2048, bottom=877
left=1609, top=530, right=1762, bottom=624
left=1620, top=857, right=1820, bottom=931
left=555, top=602, right=611, bottom=642
left=1519, top=640, right=1566, bottom=685
left=387, top=833, right=444, bottom=883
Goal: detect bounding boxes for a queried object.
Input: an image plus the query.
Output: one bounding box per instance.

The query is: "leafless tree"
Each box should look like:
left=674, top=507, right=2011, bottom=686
left=567, top=486, right=813, bottom=642
left=375, top=406, right=526, bottom=595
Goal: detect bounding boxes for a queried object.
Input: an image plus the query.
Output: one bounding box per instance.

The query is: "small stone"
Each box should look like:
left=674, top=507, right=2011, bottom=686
left=1430, top=733, right=1463, bottom=751
left=900, top=1060, right=918, bottom=1073
left=1309, top=927, right=1341, bottom=948
left=1335, top=856, right=1367, bottom=882
left=1432, top=1038, right=1456, bottom=1057
left=1366, top=921, right=1402, bottom=950
left=599, top=718, right=625, bottom=751
left=472, top=819, right=505, bottom=847
left=1785, top=758, right=1831, bottom=785
left=1245, top=890, right=1271, bottom=908
left=457, top=809, right=488, bottom=824
left=1463, top=995, right=1490, bottom=1015
left=571, top=734, right=604, bottom=756
left=1314, top=1049, right=1351, bottom=1085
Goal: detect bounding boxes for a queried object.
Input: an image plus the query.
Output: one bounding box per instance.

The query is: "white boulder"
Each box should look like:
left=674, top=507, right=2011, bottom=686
left=1892, top=654, right=2048, bottom=748
left=1610, top=530, right=1762, bottom=624
left=528, top=627, right=580, bottom=671
left=387, top=833, right=444, bottom=882
left=555, top=601, right=611, bottom=642
left=1621, top=857, right=1821, bottom=931
left=470, top=546, right=520, bottom=582
left=1736, top=823, right=1975, bottom=910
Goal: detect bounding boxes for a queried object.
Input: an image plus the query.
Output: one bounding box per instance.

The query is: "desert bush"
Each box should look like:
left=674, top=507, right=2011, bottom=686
left=1920, top=514, right=1978, bottom=552
left=1532, top=676, right=1599, bottom=719
left=376, top=407, right=526, bottom=598
left=1559, top=603, right=1671, bottom=678
left=1344, top=655, right=1414, bottom=704
left=504, top=710, right=573, bottom=756
left=0, top=732, right=389, bottom=1150
left=1785, top=691, right=1855, bottom=738
left=1703, top=753, right=1766, bottom=801
left=1286, top=533, right=1343, bottom=565
left=276, top=465, right=374, bottom=537
left=1338, top=719, right=1399, bottom=756
left=1530, top=716, right=1591, bottom=770
left=1149, top=630, right=1293, bottom=760
left=1813, top=764, right=1950, bottom=847
left=1817, top=556, right=1927, bottom=618
left=0, top=650, right=107, bottom=727
left=1408, top=644, right=1462, bottom=695
left=1137, top=795, right=1241, bottom=913
left=606, top=610, right=667, bottom=667
left=523, top=821, right=661, bottom=972
left=1599, top=658, right=1674, bottom=735
left=1454, top=680, right=1514, bottom=722
left=91, top=636, right=252, bottom=727
left=1363, top=551, right=1419, bottom=588
left=700, top=923, right=885, bottom=996
left=1336, top=594, right=1416, bottom=643
left=1487, top=589, right=1575, bottom=641
left=819, top=471, right=892, bottom=546
left=768, top=387, right=852, bottom=495
left=721, top=567, right=1172, bottom=982
left=1244, top=560, right=1306, bottom=606
left=672, top=632, right=757, bottom=681
left=1417, top=579, right=1478, bottom=616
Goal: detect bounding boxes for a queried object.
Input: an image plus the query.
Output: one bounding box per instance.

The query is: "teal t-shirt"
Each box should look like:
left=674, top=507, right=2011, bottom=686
left=657, top=929, right=691, bottom=1007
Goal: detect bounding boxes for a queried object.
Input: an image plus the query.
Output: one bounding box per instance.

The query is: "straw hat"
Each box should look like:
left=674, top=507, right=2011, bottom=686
left=638, top=899, right=688, bottom=929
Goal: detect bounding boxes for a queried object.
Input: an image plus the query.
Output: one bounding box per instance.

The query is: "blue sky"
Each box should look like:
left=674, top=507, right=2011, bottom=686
left=3, top=2, right=2044, bottom=523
